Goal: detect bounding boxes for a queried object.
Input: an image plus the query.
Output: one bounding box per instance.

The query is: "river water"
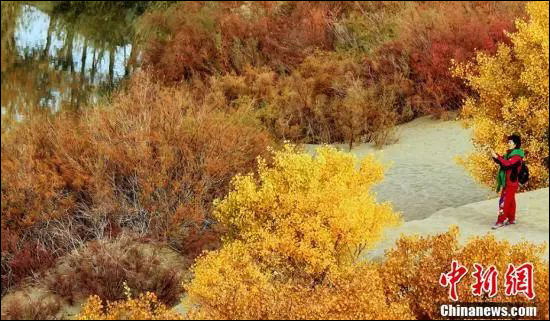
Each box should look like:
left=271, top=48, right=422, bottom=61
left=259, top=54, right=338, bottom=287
left=1, top=2, right=141, bottom=127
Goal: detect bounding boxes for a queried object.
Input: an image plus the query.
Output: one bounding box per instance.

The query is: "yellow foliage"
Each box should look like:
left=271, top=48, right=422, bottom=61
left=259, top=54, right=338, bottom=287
left=454, top=1, right=549, bottom=190
left=185, top=249, right=413, bottom=320
left=213, top=144, right=401, bottom=278
left=77, top=292, right=183, bottom=320
left=185, top=145, right=406, bottom=319
left=75, top=145, right=548, bottom=320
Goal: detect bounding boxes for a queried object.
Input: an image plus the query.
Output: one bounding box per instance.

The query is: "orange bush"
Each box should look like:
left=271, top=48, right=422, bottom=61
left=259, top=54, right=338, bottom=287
left=206, top=52, right=399, bottom=146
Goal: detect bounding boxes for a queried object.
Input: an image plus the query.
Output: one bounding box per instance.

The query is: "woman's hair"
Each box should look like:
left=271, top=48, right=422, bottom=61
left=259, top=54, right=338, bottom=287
left=508, top=134, right=522, bottom=149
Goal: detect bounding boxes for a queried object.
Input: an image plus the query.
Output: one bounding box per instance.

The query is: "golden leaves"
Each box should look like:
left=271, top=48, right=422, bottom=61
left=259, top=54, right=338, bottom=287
left=379, top=227, right=549, bottom=320
left=185, top=144, right=405, bottom=319
left=454, top=1, right=550, bottom=190
left=78, top=292, right=183, bottom=320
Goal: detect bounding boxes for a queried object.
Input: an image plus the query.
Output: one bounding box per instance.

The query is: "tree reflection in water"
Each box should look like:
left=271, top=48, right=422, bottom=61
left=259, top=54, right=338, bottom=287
left=1, top=1, right=149, bottom=129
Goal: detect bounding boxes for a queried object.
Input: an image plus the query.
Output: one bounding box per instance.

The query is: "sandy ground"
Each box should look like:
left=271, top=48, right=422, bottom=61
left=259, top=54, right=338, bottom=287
left=306, top=116, right=495, bottom=221
left=364, top=187, right=550, bottom=261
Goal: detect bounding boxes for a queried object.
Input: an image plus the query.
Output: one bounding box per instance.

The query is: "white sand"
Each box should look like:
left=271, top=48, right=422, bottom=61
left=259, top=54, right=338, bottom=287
left=306, top=116, right=495, bottom=221
left=364, top=187, right=549, bottom=261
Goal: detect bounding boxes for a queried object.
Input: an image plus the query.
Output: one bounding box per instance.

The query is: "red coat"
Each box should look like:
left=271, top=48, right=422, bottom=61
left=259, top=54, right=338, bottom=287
left=494, top=152, right=523, bottom=188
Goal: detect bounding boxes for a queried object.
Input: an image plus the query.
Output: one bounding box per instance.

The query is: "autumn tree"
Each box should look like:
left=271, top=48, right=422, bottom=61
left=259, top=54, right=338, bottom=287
left=184, top=145, right=407, bottom=319
left=454, top=1, right=549, bottom=190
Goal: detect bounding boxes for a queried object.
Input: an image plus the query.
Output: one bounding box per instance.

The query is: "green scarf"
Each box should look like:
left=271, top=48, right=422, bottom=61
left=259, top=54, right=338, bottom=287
left=496, top=148, right=525, bottom=192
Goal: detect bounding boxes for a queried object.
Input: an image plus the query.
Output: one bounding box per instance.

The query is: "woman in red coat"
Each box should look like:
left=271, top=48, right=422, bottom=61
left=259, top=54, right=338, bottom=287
left=490, top=135, right=525, bottom=229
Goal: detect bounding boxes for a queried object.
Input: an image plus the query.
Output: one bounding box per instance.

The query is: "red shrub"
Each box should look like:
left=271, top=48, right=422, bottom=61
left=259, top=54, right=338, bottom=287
left=139, top=1, right=337, bottom=82
left=399, top=1, right=524, bottom=114
left=1, top=228, right=56, bottom=297
left=355, top=2, right=524, bottom=117
left=9, top=242, right=55, bottom=284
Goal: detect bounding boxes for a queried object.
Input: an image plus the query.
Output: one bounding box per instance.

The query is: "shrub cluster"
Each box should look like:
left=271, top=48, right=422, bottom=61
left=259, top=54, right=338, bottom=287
left=43, top=236, right=185, bottom=306
left=380, top=226, right=549, bottom=320
left=1, top=72, right=272, bottom=294
left=184, top=145, right=407, bottom=319
left=139, top=1, right=340, bottom=81
left=78, top=292, right=183, bottom=320
left=183, top=146, right=549, bottom=319
left=208, top=53, right=399, bottom=147
left=138, top=1, right=525, bottom=122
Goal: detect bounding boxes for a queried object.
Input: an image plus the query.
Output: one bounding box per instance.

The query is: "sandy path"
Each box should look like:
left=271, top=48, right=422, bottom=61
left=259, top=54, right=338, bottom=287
left=306, top=116, right=495, bottom=221
left=364, top=187, right=549, bottom=261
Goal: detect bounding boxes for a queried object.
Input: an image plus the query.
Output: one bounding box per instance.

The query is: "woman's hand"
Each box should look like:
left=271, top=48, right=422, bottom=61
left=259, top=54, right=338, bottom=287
left=490, top=148, right=498, bottom=159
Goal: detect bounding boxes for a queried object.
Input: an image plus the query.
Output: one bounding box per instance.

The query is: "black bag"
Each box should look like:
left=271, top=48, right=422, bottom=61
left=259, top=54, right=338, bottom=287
left=518, top=162, right=530, bottom=185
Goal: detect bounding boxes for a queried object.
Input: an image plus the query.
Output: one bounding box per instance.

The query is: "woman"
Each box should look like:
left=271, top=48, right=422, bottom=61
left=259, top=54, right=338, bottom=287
left=490, top=134, right=525, bottom=229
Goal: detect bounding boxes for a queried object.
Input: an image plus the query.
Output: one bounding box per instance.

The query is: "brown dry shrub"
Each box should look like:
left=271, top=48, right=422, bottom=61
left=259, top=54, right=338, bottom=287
left=206, top=52, right=399, bottom=147
left=0, top=71, right=273, bottom=294
left=82, top=73, right=272, bottom=240
left=0, top=290, right=63, bottom=320
left=43, top=236, right=185, bottom=306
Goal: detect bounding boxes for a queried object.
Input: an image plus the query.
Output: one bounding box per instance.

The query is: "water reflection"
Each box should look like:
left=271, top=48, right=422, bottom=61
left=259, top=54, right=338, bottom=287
left=1, top=2, right=143, bottom=128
